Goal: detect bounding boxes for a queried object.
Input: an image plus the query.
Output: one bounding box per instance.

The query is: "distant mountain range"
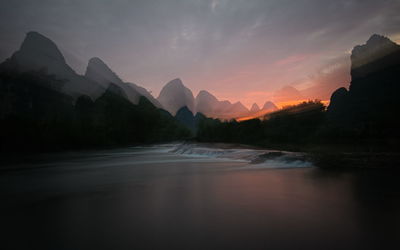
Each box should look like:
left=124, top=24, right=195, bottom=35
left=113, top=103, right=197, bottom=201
left=0, top=31, right=277, bottom=121
left=1, top=31, right=398, bottom=152
left=157, top=80, right=277, bottom=119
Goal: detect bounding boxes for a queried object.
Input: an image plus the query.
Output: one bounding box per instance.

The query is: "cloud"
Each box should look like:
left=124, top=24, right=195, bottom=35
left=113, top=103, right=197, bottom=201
left=301, top=54, right=351, bottom=100
left=0, top=0, right=399, bottom=104
left=274, top=54, right=312, bottom=66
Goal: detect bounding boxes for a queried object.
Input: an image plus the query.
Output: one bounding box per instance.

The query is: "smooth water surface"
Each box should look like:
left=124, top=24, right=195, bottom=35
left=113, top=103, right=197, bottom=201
left=1, top=144, right=400, bottom=250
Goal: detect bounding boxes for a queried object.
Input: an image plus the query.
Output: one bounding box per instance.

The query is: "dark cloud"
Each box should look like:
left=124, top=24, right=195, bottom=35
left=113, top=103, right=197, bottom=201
left=0, top=0, right=399, bottom=105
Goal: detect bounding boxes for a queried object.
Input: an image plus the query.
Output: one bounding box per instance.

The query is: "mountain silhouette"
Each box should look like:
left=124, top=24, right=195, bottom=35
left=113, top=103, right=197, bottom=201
left=85, top=57, right=123, bottom=88
left=195, top=90, right=250, bottom=119
left=85, top=57, right=161, bottom=107
left=157, top=78, right=195, bottom=115
left=327, top=34, right=400, bottom=148
left=175, top=106, right=206, bottom=133
left=351, top=34, right=400, bottom=79
left=2, top=31, right=105, bottom=99
left=85, top=57, right=139, bottom=102
left=0, top=31, right=162, bottom=108
left=0, top=31, right=190, bottom=151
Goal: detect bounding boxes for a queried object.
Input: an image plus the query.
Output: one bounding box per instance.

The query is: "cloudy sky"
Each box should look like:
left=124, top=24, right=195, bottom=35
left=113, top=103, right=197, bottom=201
left=1, top=0, right=399, bottom=107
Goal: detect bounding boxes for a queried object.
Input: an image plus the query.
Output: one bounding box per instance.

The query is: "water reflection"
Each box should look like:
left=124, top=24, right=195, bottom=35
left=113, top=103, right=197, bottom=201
left=1, top=145, right=400, bottom=250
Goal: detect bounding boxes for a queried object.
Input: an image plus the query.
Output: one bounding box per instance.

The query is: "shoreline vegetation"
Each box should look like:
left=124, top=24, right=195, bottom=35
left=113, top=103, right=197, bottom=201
left=193, top=100, right=400, bottom=169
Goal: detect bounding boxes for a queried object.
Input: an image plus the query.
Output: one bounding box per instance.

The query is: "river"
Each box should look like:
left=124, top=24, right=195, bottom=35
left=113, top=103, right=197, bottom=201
left=1, top=143, right=399, bottom=250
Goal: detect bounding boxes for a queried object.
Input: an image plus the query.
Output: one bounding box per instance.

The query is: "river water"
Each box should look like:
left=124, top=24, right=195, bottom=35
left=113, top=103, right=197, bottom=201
left=1, top=143, right=400, bottom=250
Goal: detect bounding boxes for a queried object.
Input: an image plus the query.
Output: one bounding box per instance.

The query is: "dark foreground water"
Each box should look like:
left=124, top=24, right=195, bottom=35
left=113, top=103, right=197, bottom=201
left=1, top=143, right=400, bottom=250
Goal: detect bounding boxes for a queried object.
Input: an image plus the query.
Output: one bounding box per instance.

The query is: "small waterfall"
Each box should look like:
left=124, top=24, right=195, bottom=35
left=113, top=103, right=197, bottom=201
left=170, top=143, right=313, bottom=168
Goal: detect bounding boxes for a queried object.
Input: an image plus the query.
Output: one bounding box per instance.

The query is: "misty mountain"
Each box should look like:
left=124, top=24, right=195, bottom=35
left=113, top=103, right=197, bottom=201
left=1, top=31, right=105, bottom=99
left=250, top=103, right=260, bottom=112
left=85, top=57, right=161, bottom=107
left=157, top=78, right=195, bottom=115
left=0, top=67, right=190, bottom=152
left=195, top=88, right=277, bottom=120
left=195, top=90, right=221, bottom=115
left=235, top=101, right=278, bottom=121
left=127, top=82, right=162, bottom=108
left=0, top=31, right=162, bottom=109
left=262, top=101, right=278, bottom=112
left=0, top=32, right=191, bottom=151
left=195, top=90, right=249, bottom=119
left=229, top=102, right=249, bottom=116
left=273, top=85, right=303, bottom=103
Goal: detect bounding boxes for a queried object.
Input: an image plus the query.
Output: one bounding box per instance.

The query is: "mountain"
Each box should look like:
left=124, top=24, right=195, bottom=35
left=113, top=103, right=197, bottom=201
left=250, top=103, right=260, bottom=112
left=157, top=78, right=195, bottom=115
left=219, top=100, right=232, bottom=111
left=195, top=90, right=239, bottom=118
left=273, top=85, right=303, bottom=103
left=195, top=90, right=220, bottom=115
left=228, top=101, right=249, bottom=116
left=0, top=31, right=161, bottom=108
left=237, top=100, right=278, bottom=122
left=175, top=106, right=206, bottom=133
left=127, top=82, right=162, bottom=108
left=85, top=57, right=161, bottom=107
left=262, top=101, right=278, bottom=111
left=0, top=31, right=191, bottom=152
left=1, top=31, right=104, bottom=99
left=194, top=89, right=253, bottom=119
left=175, top=106, right=196, bottom=132
left=327, top=34, right=400, bottom=148
left=351, top=34, right=400, bottom=79
left=329, top=34, right=400, bottom=112
left=0, top=63, right=190, bottom=152
left=85, top=57, right=122, bottom=88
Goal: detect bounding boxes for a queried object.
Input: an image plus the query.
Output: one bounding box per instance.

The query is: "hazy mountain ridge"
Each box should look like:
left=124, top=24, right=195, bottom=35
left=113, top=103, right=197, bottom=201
left=0, top=31, right=162, bottom=109
left=159, top=81, right=278, bottom=120
left=85, top=57, right=161, bottom=107
left=0, top=31, right=191, bottom=151
left=195, top=90, right=250, bottom=119
left=1, top=32, right=105, bottom=99
left=1, top=31, right=277, bottom=120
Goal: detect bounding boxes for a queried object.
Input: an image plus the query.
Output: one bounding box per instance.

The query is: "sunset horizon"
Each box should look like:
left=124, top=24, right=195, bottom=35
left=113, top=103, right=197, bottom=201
left=1, top=1, right=399, bottom=109
left=2, top=1, right=400, bottom=250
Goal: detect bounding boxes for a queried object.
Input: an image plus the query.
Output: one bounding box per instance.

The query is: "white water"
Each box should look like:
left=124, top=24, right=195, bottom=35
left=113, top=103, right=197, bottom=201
left=168, top=143, right=314, bottom=168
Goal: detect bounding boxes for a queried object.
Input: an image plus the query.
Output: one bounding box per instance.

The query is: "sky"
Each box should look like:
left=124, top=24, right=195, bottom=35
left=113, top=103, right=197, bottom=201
left=1, top=0, right=400, bottom=108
